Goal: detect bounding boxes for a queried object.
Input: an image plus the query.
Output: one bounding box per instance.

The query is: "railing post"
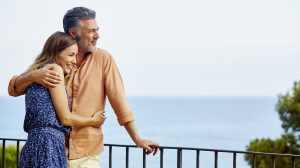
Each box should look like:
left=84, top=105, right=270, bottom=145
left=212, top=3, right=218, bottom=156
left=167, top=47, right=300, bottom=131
left=177, top=149, right=182, bottom=168
left=109, top=146, right=112, bottom=168
left=272, top=156, right=276, bottom=168
left=16, top=141, right=20, bottom=166
left=252, top=154, right=256, bottom=168
left=126, top=147, right=129, bottom=168
left=233, top=152, right=236, bottom=168
left=143, top=149, right=146, bottom=168
left=291, top=157, right=296, bottom=168
left=196, top=150, right=200, bottom=168
left=160, top=148, right=163, bottom=168
left=214, top=151, right=218, bottom=168
left=2, top=140, right=6, bottom=168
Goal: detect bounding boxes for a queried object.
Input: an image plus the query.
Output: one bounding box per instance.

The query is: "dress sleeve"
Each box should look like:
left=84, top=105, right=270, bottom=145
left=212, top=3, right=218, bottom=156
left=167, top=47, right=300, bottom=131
left=104, top=53, right=135, bottom=126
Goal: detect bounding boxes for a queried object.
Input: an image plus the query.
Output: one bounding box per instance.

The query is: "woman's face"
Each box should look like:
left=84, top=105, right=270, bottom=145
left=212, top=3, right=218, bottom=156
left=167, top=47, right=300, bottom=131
left=56, top=44, right=78, bottom=74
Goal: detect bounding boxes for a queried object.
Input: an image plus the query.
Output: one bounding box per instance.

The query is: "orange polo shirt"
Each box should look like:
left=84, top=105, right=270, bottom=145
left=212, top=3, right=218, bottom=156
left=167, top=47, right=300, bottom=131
left=8, top=48, right=135, bottom=159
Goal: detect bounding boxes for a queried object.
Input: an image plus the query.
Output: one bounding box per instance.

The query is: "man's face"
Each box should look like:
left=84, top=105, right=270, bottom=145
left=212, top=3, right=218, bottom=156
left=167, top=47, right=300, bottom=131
left=77, top=19, right=100, bottom=53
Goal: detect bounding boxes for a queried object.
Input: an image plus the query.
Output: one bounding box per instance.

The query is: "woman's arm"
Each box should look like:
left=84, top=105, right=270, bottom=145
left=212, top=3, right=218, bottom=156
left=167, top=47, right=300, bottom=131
left=49, top=64, right=105, bottom=127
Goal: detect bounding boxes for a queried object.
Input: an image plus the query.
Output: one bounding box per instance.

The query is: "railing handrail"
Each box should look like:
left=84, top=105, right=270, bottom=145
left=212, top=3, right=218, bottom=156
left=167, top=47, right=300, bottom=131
left=104, top=143, right=300, bottom=158
left=0, top=138, right=26, bottom=142
left=1, top=138, right=300, bottom=158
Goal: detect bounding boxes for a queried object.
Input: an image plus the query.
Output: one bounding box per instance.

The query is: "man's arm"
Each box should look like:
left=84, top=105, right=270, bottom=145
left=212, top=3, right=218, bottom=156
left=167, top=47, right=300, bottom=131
left=103, top=52, right=159, bottom=155
left=124, top=121, right=159, bottom=155
left=8, top=64, right=62, bottom=96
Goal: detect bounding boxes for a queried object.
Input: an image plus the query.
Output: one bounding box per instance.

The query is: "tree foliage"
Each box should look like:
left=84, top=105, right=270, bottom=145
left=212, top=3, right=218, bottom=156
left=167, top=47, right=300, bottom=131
left=245, top=81, right=300, bottom=168
left=277, top=82, right=300, bottom=133
left=0, top=144, right=20, bottom=168
left=245, top=134, right=300, bottom=168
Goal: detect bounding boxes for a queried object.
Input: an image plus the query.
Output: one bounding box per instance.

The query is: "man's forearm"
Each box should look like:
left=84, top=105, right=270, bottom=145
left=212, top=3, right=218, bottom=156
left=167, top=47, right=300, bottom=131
left=8, top=72, right=34, bottom=96
left=124, top=121, right=141, bottom=143
left=123, top=120, right=159, bottom=155
left=15, top=72, right=35, bottom=94
left=8, top=64, right=62, bottom=97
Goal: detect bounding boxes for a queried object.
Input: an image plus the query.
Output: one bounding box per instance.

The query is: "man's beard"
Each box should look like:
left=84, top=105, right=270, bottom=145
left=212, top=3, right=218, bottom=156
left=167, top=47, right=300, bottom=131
left=78, top=39, right=96, bottom=53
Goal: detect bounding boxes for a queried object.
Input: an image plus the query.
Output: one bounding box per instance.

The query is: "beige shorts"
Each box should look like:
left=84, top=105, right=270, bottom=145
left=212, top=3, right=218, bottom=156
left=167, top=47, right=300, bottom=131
left=67, top=154, right=101, bottom=168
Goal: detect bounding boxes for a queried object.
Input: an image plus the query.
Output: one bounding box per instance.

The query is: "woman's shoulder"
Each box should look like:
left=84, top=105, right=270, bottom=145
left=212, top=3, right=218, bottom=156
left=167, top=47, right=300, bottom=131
left=43, top=63, right=63, bottom=73
left=26, top=64, right=58, bottom=94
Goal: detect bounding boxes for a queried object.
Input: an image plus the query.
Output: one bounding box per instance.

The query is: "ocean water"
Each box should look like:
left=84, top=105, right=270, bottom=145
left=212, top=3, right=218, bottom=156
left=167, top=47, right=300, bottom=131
left=0, top=96, right=283, bottom=168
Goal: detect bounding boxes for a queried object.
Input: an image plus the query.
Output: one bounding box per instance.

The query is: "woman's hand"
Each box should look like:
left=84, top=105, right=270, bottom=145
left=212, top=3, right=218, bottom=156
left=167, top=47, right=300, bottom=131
left=91, top=111, right=106, bottom=127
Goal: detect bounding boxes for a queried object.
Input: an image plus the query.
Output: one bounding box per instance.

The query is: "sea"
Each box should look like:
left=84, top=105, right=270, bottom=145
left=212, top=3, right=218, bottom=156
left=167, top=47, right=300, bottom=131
left=0, top=96, right=284, bottom=168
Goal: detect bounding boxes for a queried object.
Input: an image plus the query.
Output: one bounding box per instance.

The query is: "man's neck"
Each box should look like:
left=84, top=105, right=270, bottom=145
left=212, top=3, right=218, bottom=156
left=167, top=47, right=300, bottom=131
left=76, top=52, right=84, bottom=67
left=76, top=52, right=89, bottom=67
left=76, top=48, right=96, bottom=66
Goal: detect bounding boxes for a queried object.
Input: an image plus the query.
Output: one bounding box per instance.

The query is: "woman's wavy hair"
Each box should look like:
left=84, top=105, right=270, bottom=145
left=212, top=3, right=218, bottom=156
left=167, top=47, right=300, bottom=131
left=26, top=31, right=77, bottom=73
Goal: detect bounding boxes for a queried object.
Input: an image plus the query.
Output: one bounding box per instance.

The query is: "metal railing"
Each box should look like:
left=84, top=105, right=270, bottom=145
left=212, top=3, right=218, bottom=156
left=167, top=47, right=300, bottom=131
left=1, top=138, right=300, bottom=168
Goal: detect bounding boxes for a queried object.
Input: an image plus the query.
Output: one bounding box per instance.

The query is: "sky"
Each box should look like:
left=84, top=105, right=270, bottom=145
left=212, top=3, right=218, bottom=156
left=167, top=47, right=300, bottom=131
left=1, top=0, right=300, bottom=96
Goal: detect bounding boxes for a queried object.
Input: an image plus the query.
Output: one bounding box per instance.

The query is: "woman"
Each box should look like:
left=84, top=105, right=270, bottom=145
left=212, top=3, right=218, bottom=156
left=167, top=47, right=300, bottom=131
left=18, top=31, right=105, bottom=168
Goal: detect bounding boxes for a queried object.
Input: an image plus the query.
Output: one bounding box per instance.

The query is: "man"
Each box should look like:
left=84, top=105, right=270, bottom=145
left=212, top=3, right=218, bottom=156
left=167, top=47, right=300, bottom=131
left=8, top=7, right=158, bottom=168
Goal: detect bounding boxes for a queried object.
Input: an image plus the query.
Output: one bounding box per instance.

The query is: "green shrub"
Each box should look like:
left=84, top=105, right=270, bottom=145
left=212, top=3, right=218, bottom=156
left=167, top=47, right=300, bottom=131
left=245, top=134, right=300, bottom=168
left=0, top=144, right=21, bottom=168
left=245, top=82, right=300, bottom=167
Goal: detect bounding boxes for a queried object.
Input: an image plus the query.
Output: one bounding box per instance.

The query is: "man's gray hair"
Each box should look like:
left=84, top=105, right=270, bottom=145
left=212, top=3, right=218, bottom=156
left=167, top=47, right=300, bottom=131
left=63, top=7, right=96, bottom=33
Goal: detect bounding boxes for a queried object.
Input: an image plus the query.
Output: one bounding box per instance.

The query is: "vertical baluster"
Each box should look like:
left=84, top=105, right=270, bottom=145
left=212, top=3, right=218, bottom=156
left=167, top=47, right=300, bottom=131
left=143, top=149, right=146, bottom=168
left=272, top=156, right=276, bottom=168
left=160, top=148, right=163, bottom=168
left=109, top=146, right=112, bottom=168
left=177, top=149, right=182, bottom=168
left=291, top=157, right=296, bottom=168
left=214, top=151, right=218, bottom=168
left=16, top=141, right=20, bottom=166
left=252, top=154, right=256, bottom=168
left=233, top=152, right=236, bottom=168
left=126, top=147, right=129, bottom=168
left=2, top=140, right=6, bottom=168
left=196, top=150, right=200, bottom=168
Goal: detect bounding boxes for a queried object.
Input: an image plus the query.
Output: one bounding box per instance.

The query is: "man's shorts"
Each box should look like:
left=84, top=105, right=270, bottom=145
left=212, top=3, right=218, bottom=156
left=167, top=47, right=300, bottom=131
left=67, top=154, right=101, bottom=168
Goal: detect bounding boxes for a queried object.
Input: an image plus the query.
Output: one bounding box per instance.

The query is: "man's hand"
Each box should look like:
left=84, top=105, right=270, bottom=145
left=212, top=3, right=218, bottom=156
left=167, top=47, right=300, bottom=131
left=134, top=138, right=159, bottom=155
left=31, top=64, right=62, bottom=88
left=123, top=121, right=160, bottom=156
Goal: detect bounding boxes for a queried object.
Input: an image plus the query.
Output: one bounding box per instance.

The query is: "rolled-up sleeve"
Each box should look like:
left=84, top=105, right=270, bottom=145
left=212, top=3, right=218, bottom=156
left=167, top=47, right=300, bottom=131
left=8, top=75, right=24, bottom=97
left=104, top=54, right=135, bottom=126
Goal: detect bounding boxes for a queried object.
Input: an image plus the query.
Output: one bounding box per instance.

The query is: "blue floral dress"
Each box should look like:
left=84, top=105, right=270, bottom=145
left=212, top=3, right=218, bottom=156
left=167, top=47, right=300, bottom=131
left=18, top=81, right=71, bottom=168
